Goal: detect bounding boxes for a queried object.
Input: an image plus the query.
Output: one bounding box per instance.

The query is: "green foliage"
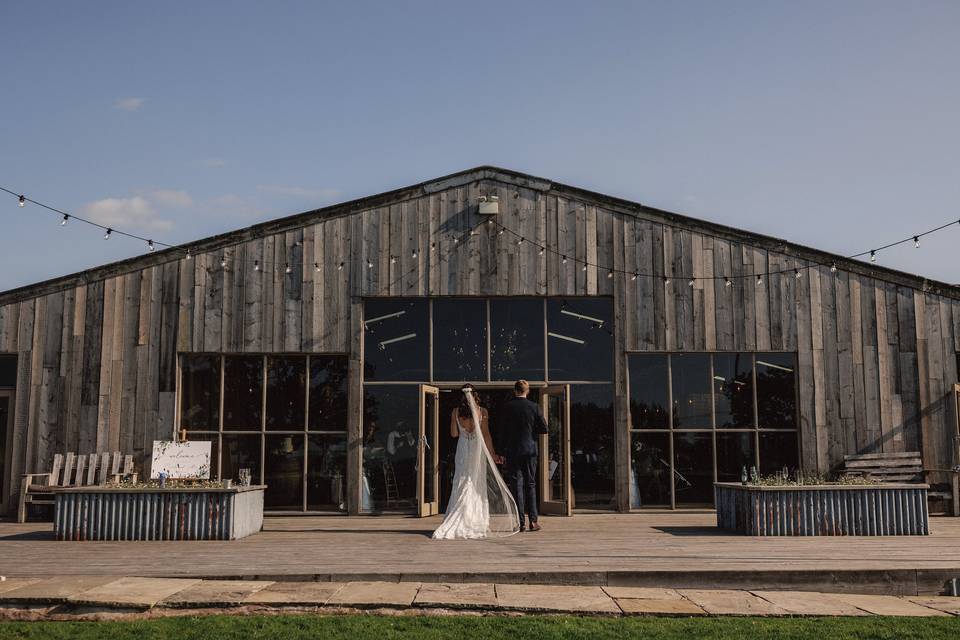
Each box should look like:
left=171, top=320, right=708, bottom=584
left=2, top=615, right=960, bottom=640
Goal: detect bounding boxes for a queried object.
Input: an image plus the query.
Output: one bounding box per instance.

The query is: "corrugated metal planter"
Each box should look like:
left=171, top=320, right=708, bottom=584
left=715, top=482, right=929, bottom=536
left=53, top=486, right=265, bottom=541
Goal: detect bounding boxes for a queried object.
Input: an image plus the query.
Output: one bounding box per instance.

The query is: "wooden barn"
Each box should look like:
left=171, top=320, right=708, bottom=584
left=1, top=166, right=958, bottom=517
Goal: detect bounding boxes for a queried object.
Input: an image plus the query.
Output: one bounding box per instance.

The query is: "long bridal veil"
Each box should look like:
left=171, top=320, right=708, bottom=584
left=464, top=389, right=520, bottom=537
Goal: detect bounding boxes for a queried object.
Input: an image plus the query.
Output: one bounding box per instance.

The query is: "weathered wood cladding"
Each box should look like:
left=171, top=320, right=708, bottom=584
left=0, top=170, right=958, bottom=513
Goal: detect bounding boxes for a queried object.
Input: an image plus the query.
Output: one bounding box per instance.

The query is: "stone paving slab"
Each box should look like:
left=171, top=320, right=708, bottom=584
left=751, top=590, right=869, bottom=616
left=162, top=580, right=273, bottom=607
left=495, top=584, right=620, bottom=614
left=907, top=596, right=960, bottom=615
left=68, top=577, right=202, bottom=608
left=680, top=589, right=788, bottom=615
left=0, top=578, right=43, bottom=596
left=0, top=576, right=120, bottom=603
left=833, top=594, right=949, bottom=617
left=617, top=597, right=707, bottom=615
left=415, top=583, right=498, bottom=609
left=243, top=581, right=345, bottom=606
left=327, top=581, right=422, bottom=608
left=603, top=586, right=684, bottom=600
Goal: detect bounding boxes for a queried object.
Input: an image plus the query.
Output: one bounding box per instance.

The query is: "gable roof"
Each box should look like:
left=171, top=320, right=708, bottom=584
left=1, top=165, right=957, bottom=305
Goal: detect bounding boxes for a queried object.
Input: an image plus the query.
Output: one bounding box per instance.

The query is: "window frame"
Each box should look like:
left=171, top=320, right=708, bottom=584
left=176, top=352, right=349, bottom=514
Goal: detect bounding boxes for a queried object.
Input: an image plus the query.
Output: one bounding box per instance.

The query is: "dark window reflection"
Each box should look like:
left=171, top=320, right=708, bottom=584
left=547, top=299, right=613, bottom=381
left=713, top=353, right=754, bottom=428
left=266, top=356, right=306, bottom=430
left=490, top=298, right=545, bottom=381
left=673, top=432, right=714, bottom=504
left=180, top=355, right=220, bottom=430
left=265, top=435, right=304, bottom=509
left=221, top=434, right=261, bottom=484
left=570, top=384, right=615, bottom=509
left=363, top=299, right=429, bottom=381
left=308, top=356, right=348, bottom=431
left=756, top=353, right=797, bottom=428
left=716, top=432, right=755, bottom=483
left=223, top=356, right=263, bottom=429
left=628, top=355, right=669, bottom=428
left=362, top=385, right=418, bottom=511
left=433, top=299, right=487, bottom=381
left=671, top=354, right=711, bottom=428
left=759, top=431, right=799, bottom=475
left=0, top=355, right=16, bottom=388
left=308, top=434, right=348, bottom=511
left=630, top=432, right=671, bottom=507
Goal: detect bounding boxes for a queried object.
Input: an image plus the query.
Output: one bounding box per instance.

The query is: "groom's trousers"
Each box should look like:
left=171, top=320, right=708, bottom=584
left=507, top=454, right=539, bottom=526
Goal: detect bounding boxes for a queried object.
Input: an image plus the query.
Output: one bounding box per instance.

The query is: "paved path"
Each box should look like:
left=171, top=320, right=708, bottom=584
left=1, top=577, right=959, bottom=619
left=4, top=513, right=960, bottom=596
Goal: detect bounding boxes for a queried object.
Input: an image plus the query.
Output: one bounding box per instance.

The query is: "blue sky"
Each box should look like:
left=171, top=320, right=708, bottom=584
left=1, top=1, right=958, bottom=290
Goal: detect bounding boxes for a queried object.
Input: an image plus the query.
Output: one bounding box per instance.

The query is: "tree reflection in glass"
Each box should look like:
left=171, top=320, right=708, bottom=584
left=713, top=353, right=754, bottom=428
left=223, top=356, right=263, bottom=429
left=363, top=299, right=429, bottom=381
left=756, top=353, right=797, bottom=428
left=266, top=356, right=306, bottom=430
left=628, top=355, right=669, bottom=428
left=433, top=299, right=487, bottom=381
left=671, top=353, right=711, bottom=428
left=490, top=298, right=545, bottom=380
left=180, top=355, right=220, bottom=430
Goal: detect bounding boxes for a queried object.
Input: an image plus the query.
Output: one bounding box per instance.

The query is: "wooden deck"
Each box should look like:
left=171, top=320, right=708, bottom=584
left=4, top=513, right=960, bottom=594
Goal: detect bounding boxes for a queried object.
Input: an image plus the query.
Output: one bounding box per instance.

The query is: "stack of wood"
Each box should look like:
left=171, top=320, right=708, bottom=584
left=841, top=451, right=924, bottom=484
left=18, top=452, right=138, bottom=522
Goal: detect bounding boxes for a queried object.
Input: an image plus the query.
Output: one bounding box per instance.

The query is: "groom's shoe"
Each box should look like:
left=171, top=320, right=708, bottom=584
left=528, top=522, right=542, bottom=532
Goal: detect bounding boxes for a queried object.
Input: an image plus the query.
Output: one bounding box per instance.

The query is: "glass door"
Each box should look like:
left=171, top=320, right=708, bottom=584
left=418, top=385, right=440, bottom=517
left=539, top=384, right=571, bottom=516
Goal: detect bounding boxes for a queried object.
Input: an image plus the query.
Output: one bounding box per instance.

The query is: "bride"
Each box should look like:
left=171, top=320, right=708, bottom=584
left=432, top=384, right=520, bottom=539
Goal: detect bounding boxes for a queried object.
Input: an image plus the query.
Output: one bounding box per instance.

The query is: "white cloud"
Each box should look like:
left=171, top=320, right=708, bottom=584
left=148, top=189, right=193, bottom=208
left=257, top=184, right=341, bottom=200
left=80, top=196, right=173, bottom=232
left=114, top=97, right=145, bottom=112
left=201, top=158, right=226, bottom=168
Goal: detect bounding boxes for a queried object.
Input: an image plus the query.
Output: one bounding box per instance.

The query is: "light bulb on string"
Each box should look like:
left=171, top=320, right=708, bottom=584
left=914, top=236, right=920, bottom=248
left=870, top=250, right=876, bottom=263
left=147, top=240, right=155, bottom=252
left=664, top=276, right=671, bottom=286
left=795, top=269, right=802, bottom=279
left=315, top=262, right=321, bottom=273
left=756, top=276, right=763, bottom=286
left=538, top=247, right=545, bottom=256
left=338, top=262, right=344, bottom=271
left=221, top=256, right=227, bottom=268
left=631, top=273, right=638, bottom=281
left=390, top=256, right=397, bottom=265
left=581, top=263, right=587, bottom=272
left=497, top=228, right=504, bottom=236
left=688, top=278, right=696, bottom=287
left=104, top=228, right=112, bottom=240
left=411, top=248, right=418, bottom=259
left=61, top=214, right=69, bottom=226
left=285, top=263, right=292, bottom=274
left=830, top=263, right=837, bottom=273
left=18, top=195, right=25, bottom=207
left=517, top=237, right=524, bottom=246
left=254, top=260, right=260, bottom=272
left=367, top=259, right=374, bottom=269
left=607, top=270, right=614, bottom=279
left=562, top=255, right=567, bottom=264
left=185, top=250, right=192, bottom=261
left=725, top=277, right=732, bottom=287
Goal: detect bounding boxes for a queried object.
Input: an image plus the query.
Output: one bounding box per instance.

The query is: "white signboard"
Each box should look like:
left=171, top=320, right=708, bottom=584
left=150, top=440, right=212, bottom=479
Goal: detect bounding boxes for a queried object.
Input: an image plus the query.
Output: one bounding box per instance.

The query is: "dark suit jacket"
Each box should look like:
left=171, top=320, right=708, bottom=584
left=500, top=396, right=548, bottom=460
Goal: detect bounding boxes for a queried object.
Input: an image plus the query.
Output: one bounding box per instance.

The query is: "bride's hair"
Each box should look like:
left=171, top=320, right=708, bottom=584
left=457, top=383, right=482, bottom=419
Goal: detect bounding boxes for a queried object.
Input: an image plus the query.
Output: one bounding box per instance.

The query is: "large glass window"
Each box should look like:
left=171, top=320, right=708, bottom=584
left=627, top=352, right=797, bottom=509
left=0, top=355, right=16, bottom=388
left=670, top=353, right=711, bottom=428
left=363, top=300, right=429, bottom=381
left=570, top=384, right=615, bottom=509
left=547, top=299, right=613, bottom=381
left=629, top=355, right=669, bottom=429
left=180, top=355, right=220, bottom=430
left=432, top=299, right=487, bottom=381
left=490, top=298, right=545, bottom=381
left=756, top=353, right=797, bottom=428
left=178, top=353, right=347, bottom=512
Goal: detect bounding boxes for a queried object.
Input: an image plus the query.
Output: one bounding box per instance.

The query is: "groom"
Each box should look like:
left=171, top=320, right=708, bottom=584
left=500, top=379, right=548, bottom=532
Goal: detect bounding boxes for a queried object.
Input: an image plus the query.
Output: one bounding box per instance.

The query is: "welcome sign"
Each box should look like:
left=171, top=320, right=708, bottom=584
left=150, top=440, right=212, bottom=479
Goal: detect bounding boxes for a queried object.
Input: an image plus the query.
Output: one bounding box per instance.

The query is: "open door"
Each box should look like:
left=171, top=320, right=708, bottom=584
left=539, top=384, right=572, bottom=516
left=417, top=384, right=440, bottom=517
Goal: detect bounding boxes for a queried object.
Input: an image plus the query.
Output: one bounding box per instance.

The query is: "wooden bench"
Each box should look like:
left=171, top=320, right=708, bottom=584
left=18, top=452, right=138, bottom=523
left=843, top=451, right=959, bottom=516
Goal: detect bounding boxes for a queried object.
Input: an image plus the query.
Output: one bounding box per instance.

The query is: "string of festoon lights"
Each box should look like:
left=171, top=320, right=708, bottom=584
left=4, top=184, right=959, bottom=284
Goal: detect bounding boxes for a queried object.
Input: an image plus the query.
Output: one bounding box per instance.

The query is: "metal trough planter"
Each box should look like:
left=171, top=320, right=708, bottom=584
left=52, top=485, right=265, bottom=541
left=715, top=482, right=929, bottom=536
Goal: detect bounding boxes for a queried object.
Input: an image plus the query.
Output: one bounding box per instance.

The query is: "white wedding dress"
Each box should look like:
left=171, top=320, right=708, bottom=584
left=432, top=390, right=520, bottom=540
